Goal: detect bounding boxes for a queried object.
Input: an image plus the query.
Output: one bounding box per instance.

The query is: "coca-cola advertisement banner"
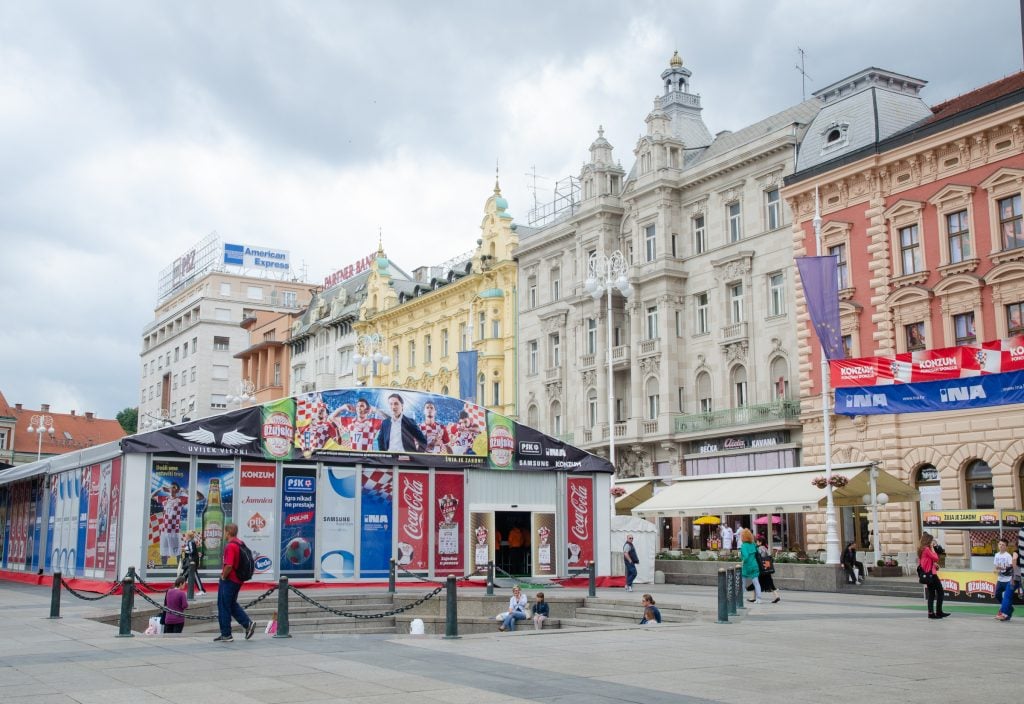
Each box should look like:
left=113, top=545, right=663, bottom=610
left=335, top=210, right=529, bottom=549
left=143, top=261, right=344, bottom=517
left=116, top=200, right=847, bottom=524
left=84, top=464, right=100, bottom=575
left=101, top=458, right=122, bottom=580
left=470, top=512, right=494, bottom=574
left=121, top=388, right=613, bottom=474
left=359, top=468, right=393, bottom=579
left=566, top=477, right=594, bottom=569
left=532, top=513, right=556, bottom=576
left=237, top=462, right=277, bottom=581
left=319, top=467, right=356, bottom=579
left=396, top=472, right=428, bottom=571
left=280, top=465, right=316, bottom=578
left=147, top=460, right=190, bottom=571
left=434, top=472, right=464, bottom=576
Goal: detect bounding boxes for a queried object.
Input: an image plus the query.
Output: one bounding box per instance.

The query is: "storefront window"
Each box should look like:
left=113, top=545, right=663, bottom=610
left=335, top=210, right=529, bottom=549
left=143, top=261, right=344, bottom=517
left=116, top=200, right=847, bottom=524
left=965, top=460, right=994, bottom=509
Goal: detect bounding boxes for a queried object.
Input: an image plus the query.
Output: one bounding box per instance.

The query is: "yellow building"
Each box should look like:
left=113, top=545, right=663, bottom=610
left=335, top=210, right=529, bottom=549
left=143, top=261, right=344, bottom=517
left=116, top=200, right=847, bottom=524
left=355, top=183, right=521, bottom=416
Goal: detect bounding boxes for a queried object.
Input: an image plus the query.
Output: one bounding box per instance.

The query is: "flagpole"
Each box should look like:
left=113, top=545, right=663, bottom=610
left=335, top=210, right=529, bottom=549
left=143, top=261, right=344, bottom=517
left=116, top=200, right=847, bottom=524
left=814, top=187, right=841, bottom=565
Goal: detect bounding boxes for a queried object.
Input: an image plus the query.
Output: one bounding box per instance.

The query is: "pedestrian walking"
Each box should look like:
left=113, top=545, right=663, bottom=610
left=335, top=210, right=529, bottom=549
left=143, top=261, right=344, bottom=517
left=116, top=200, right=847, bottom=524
left=182, top=530, right=206, bottom=594
left=918, top=533, right=949, bottom=620
left=214, top=523, right=256, bottom=642
left=756, top=537, right=781, bottom=603
left=623, top=535, right=639, bottom=592
left=993, top=539, right=1016, bottom=621
left=739, top=529, right=762, bottom=604
left=163, top=576, right=189, bottom=634
left=719, top=524, right=734, bottom=557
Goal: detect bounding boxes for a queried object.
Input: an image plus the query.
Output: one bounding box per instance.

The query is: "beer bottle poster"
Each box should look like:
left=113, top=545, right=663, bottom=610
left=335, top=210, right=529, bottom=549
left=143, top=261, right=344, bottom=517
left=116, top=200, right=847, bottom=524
left=566, top=476, right=594, bottom=567
left=532, top=512, right=556, bottom=576
left=319, top=467, right=356, bottom=578
left=359, top=468, right=393, bottom=579
left=280, top=465, right=316, bottom=577
left=434, top=472, right=464, bottom=576
left=396, top=472, right=428, bottom=571
left=147, top=460, right=190, bottom=570
left=197, top=462, right=234, bottom=570
left=237, top=463, right=277, bottom=579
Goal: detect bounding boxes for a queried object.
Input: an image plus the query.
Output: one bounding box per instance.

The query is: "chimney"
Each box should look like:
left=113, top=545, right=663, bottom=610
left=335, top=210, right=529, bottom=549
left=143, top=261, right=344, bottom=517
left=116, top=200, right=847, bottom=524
left=41, top=403, right=50, bottom=413
left=85, top=412, right=94, bottom=420
left=15, top=403, right=22, bottom=411
left=70, top=410, right=76, bottom=416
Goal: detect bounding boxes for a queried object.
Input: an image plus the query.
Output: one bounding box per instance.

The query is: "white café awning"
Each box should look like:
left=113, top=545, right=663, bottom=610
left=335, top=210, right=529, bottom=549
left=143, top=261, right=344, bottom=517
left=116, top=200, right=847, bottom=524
left=631, top=463, right=918, bottom=518
left=614, top=479, right=657, bottom=515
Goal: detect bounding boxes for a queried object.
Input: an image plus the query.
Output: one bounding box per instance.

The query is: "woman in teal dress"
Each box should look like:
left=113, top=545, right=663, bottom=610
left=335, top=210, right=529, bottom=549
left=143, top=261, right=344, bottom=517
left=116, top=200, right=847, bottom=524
left=739, top=528, right=762, bottom=604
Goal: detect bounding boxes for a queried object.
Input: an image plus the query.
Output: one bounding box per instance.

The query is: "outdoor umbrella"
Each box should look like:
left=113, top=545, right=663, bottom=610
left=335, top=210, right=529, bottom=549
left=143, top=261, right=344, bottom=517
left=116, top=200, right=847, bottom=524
left=754, top=515, right=782, bottom=525
left=693, top=516, right=721, bottom=525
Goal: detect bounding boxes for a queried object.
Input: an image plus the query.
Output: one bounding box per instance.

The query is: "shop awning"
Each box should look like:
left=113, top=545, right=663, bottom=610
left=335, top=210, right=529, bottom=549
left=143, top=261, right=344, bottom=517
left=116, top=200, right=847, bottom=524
left=631, top=463, right=918, bottom=518
left=614, top=479, right=656, bottom=515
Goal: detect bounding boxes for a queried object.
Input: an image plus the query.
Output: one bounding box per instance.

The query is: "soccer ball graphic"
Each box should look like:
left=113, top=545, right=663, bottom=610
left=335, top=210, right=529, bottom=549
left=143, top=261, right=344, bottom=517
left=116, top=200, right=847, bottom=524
left=284, top=537, right=312, bottom=565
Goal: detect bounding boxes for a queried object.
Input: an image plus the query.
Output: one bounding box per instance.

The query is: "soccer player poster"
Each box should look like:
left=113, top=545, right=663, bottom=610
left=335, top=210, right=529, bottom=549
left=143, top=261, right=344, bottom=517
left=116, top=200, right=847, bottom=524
left=280, top=465, right=316, bottom=578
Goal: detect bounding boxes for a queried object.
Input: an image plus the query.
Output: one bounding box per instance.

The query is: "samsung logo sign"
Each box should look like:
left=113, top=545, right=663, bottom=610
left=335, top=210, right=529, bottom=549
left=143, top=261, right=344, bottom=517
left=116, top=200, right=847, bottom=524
left=939, top=385, right=986, bottom=402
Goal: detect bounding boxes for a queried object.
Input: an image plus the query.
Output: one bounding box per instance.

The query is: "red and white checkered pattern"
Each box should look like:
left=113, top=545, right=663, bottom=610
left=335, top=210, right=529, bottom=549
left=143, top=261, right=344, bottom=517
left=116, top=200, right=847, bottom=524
left=463, top=402, right=486, bottom=430
left=147, top=513, right=161, bottom=544
left=362, top=469, right=393, bottom=500
left=295, top=394, right=321, bottom=424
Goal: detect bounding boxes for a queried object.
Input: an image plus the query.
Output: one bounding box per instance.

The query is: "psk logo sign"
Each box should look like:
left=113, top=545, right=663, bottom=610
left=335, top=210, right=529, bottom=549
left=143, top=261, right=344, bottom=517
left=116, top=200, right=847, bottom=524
left=519, top=441, right=542, bottom=455
left=285, top=476, right=314, bottom=493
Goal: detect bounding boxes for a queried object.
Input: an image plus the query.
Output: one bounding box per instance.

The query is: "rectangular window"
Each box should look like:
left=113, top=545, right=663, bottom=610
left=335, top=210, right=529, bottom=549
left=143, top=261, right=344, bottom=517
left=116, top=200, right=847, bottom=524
left=899, top=224, right=922, bottom=274
left=769, top=273, right=785, bottom=317
left=180, top=371, right=186, bottom=387
left=219, top=283, right=231, bottom=296
left=675, top=310, right=682, bottom=337
left=192, top=337, right=197, bottom=354
left=954, top=312, right=976, bottom=345
left=527, top=276, right=537, bottom=308
left=735, top=380, right=748, bottom=407
left=671, top=233, right=678, bottom=258
left=280, top=290, right=298, bottom=308
left=678, top=386, right=685, bottom=412
left=172, top=373, right=178, bottom=389
left=491, top=319, right=500, bottom=338
left=696, top=293, right=709, bottom=334
left=700, top=396, right=712, bottom=414
left=1008, top=302, right=1024, bottom=335
left=212, top=364, right=228, bottom=380
left=492, top=382, right=500, bottom=407
left=648, top=392, right=659, bottom=420
left=765, top=188, right=781, bottom=230
left=191, top=367, right=196, bottom=382
left=174, top=347, right=180, bottom=362
left=549, top=333, right=561, bottom=368
left=828, top=244, right=848, bottom=290
left=644, top=224, right=656, bottom=262
left=551, top=267, right=560, bottom=301
left=528, top=340, right=538, bottom=375
left=478, top=312, right=486, bottom=340
left=586, top=318, right=597, bottom=355
left=459, top=323, right=468, bottom=351
left=441, top=329, right=449, bottom=357
left=247, top=286, right=264, bottom=300
left=615, top=398, right=625, bottom=423
left=730, top=283, right=744, bottom=323
left=905, top=322, right=926, bottom=351
left=215, top=308, right=231, bottom=321
left=646, top=305, right=659, bottom=340
left=424, top=335, right=432, bottom=363
left=588, top=394, right=597, bottom=427
left=213, top=336, right=230, bottom=351
left=392, top=345, right=400, bottom=370
left=274, top=362, right=281, bottom=386
left=728, top=202, right=742, bottom=242
left=842, top=335, right=854, bottom=359
left=210, top=394, right=227, bottom=410
left=693, top=215, right=706, bottom=254
left=946, top=210, right=971, bottom=263
left=999, top=195, right=1024, bottom=250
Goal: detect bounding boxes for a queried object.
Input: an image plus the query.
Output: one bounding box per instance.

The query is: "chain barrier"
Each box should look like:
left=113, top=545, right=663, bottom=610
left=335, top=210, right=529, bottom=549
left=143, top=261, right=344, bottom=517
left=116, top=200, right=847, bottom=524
left=394, top=563, right=485, bottom=584
left=133, top=572, right=171, bottom=594
left=288, top=583, right=443, bottom=619
left=59, top=577, right=125, bottom=601
left=131, top=583, right=278, bottom=621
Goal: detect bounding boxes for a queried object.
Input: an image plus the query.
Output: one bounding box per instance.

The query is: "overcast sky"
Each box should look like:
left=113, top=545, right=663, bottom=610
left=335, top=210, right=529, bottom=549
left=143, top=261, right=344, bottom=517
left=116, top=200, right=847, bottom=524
left=1, top=1, right=1021, bottom=419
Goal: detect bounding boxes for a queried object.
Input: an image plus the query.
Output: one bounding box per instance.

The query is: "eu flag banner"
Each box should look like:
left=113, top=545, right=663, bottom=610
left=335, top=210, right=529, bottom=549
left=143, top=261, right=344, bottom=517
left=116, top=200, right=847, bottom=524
left=796, top=256, right=844, bottom=360
left=458, top=351, right=478, bottom=403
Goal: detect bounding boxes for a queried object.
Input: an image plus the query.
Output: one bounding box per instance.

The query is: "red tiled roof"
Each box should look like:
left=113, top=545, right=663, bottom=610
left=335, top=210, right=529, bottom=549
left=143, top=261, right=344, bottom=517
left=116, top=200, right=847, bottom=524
left=8, top=403, right=126, bottom=458
left=925, top=71, right=1024, bottom=124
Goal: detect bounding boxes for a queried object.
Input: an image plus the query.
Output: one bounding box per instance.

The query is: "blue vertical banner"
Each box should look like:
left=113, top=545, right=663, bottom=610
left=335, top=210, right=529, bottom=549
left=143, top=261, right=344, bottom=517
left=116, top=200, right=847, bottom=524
left=76, top=468, right=88, bottom=576
left=359, top=468, right=393, bottom=578
left=31, top=479, right=44, bottom=572
left=796, top=256, right=845, bottom=360
left=280, top=466, right=316, bottom=578
left=458, top=351, right=478, bottom=403
left=45, top=477, right=56, bottom=572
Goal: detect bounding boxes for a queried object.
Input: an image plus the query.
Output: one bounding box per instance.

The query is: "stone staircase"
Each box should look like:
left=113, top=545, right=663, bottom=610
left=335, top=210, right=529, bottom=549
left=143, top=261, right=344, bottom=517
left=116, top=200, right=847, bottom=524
left=837, top=577, right=925, bottom=599
left=571, top=596, right=700, bottom=626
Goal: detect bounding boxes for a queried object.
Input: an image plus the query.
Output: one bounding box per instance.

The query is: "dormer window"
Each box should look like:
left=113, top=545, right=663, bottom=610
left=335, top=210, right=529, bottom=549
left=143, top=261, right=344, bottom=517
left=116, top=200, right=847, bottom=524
left=820, top=122, right=850, bottom=154
left=826, top=129, right=842, bottom=143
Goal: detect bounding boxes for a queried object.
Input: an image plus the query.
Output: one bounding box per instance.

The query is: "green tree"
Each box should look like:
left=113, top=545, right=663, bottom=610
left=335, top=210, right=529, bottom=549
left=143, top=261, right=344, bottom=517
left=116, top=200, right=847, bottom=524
left=116, top=407, right=138, bottom=434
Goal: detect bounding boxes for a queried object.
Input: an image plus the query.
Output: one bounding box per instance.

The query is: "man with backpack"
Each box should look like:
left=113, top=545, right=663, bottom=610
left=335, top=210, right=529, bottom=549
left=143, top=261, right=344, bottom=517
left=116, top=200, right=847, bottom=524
left=214, top=523, right=256, bottom=642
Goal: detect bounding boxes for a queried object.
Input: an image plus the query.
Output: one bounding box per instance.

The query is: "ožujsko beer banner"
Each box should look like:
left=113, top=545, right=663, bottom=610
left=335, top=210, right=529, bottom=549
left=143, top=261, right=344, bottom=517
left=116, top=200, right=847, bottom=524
left=830, top=334, right=1024, bottom=388
left=835, top=367, right=1024, bottom=415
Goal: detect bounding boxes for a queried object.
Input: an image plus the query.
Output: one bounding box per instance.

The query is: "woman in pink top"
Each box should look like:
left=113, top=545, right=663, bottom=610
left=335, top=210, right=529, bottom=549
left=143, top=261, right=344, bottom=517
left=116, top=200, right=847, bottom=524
left=918, top=533, right=949, bottom=620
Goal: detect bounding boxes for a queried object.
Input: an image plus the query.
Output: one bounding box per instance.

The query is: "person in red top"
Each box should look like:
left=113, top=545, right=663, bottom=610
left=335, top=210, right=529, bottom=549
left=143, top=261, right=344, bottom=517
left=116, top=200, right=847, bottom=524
left=918, top=532, right=949, bottom=620
left=214, top=523, right=256, bottom=642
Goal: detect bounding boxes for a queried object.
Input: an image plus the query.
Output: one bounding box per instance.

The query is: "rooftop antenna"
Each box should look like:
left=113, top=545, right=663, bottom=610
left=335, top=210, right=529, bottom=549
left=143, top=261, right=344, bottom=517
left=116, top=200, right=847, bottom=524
left=795, top=46, right=813, bottom=101
left=524, top=165, right=550, bottom=215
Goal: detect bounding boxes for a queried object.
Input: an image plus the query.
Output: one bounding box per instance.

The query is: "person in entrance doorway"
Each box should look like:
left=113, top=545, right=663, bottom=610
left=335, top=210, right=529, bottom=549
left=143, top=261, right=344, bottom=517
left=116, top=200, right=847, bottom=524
left=376, top=393, right=428, bottom=453
left=841, top=541, right=865, bottom=585
left=214, top=523, right=257, bottom=642
left=719, top=524, right=734, bottom=556
left=994, top=539, right=1016, bottom=621
left=623, top=535, right=639, bottom=592
left=739, top=529, right=762, bottom=604
left=918, top=533, right=949, bottom=620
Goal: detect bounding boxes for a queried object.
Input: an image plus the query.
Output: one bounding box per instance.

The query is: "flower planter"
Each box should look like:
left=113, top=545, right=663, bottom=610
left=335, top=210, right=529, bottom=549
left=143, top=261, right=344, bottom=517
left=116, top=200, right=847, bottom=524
left=868, top=565, right=903, bottom=577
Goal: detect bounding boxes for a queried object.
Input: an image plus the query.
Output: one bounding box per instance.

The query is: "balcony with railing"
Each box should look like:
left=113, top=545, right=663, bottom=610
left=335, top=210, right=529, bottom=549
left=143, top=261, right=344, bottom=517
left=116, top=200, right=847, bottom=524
left=545, top=366, right=562, bottom=382
left=720, top=321, right=748, bottom=342
left=639, top=338, right=659, bottom=356
left=611, top=345, right=630, bottom=368
left=673, top=399, right=800, bottom=433
left=580, top=353, right=595, bottom=368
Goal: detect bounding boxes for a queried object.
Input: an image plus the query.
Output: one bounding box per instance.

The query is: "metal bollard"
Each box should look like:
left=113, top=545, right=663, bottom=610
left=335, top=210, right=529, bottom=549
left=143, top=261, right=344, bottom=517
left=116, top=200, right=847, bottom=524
left=486, top=561, right=494, bottom=596
left=735, top=566, right=745, bottom=610
left=443, top=575, right=460, bottom=639
left=588, top=561, right=596, bottom=598
left=274, top=577, right=291, bottom=638
left=186, top=563, right=196, bottom=601
left=716, top=569, right=729, bottom=624
left=116, top=575, right=135, bottom=637
left=388, top=558, right=396, bottom=594
left=49, top=571, right=62, bottom=619
left=727, top=566, right=736, bottom=616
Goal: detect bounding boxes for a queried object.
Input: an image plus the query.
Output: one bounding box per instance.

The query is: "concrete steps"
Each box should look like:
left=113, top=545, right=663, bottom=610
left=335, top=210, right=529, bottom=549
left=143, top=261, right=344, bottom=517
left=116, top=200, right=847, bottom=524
left=574, top=597, right=699, bottom=626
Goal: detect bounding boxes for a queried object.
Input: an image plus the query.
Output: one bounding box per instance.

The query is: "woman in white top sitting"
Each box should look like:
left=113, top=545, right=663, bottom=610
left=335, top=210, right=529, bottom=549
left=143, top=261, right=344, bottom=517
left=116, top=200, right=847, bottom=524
left=499, top=586, right=528, bottom=631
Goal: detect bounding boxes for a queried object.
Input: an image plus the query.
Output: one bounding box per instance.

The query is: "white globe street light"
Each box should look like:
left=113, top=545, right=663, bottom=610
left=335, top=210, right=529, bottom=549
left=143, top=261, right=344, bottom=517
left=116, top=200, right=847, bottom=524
left=227, top=379, right=257, bottom=405
left=26, top=414, right=55, bottom=461
left=354, top=333, right=390, bottom=386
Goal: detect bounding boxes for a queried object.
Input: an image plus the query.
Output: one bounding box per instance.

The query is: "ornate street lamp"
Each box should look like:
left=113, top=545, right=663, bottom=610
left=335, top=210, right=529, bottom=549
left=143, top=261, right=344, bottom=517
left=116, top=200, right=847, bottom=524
left=26, top=414, right=55, bottom=461
left=227, top=379, right=257, bottom=405
left=353, top=333, right=391, bottom=387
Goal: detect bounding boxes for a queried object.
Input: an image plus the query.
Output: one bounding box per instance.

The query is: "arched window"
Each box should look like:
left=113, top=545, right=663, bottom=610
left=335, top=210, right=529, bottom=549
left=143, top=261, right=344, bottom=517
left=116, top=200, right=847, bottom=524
left=915, top=464, right=941, bottom=520
left=1018, top=460, right=1024, bottom=508
left=550, top=400, right=562, bottom=436
left=696, top=371, right=712, bottom=413
left=587, top=389, right=598, bottom=427
left=527, top=404, right=538, bottom=429
left=441, top=385, right=449, bottom=396
left=965, top=460, right=994, bottom=509
left=731, top=365, right=748, bottom=407
left=770, top=357, right=789, bottom=400
left=645, top=378, right=660, bottom=419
